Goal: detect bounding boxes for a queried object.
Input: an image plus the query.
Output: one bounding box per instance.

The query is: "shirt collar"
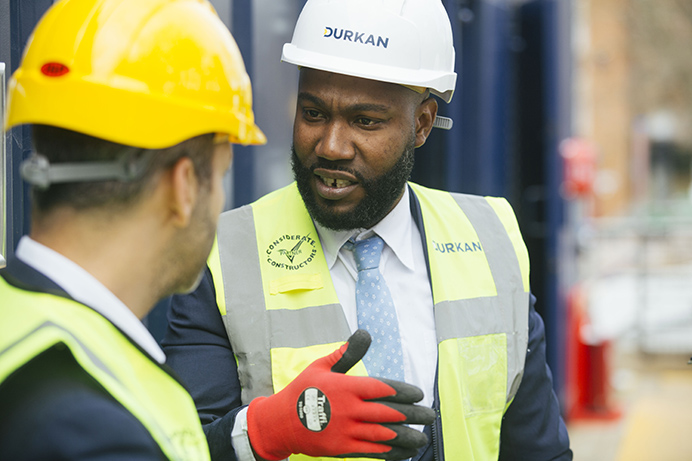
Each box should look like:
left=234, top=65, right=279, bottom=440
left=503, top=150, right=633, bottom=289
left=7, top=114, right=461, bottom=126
left=15, top=236, right=166, bottom=364
left=315, top=186, right=416, bottom=271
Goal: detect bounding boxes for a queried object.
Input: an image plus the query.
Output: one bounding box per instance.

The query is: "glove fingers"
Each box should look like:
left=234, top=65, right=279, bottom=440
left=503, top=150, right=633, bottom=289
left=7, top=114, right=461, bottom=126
left=336, top=424, right=423, bottom=461
left=371, top=401, right=436, bottom=426
left=328, top=424, right=418, bottom=460
left=372, top=377, right=425, bottom=403
left=338, top=424, right=425, bottom=461
left=378, top=422, right=430, bottom=449
left=343, top=376, right=427, bottom=403
left=331, top=329, right=371, bottom=374
left=343, top=421, right=429, bottom=449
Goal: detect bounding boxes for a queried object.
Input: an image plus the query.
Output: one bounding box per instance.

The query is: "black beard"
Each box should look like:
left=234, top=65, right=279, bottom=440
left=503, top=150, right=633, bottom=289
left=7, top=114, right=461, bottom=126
left=291, top=142, right=415, bottom=231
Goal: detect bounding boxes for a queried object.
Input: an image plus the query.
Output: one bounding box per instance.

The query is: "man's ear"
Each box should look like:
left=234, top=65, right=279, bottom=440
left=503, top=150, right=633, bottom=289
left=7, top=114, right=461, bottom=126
left=414, top=97, right=438, bottom=148
left=169, top=157, right=198, bottom=227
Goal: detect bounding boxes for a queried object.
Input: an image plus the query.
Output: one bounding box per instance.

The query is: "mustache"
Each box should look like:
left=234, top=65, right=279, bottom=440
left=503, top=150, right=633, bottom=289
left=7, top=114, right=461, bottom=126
left=292, top=150, right=368, bottom=184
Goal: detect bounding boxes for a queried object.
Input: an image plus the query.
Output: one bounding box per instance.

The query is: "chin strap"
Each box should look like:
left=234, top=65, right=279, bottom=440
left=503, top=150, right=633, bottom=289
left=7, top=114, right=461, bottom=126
left=20, top=148, right=154, bottom=189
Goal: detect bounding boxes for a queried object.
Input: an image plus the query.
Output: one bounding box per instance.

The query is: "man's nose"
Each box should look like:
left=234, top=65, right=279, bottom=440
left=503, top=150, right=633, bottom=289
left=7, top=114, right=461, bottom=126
left=315, top=121, right=355, bottom=162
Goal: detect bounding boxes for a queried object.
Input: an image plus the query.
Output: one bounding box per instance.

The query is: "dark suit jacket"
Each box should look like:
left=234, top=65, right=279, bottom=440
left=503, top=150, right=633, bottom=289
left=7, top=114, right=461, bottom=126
left=0, top=259, right=167, bottom=460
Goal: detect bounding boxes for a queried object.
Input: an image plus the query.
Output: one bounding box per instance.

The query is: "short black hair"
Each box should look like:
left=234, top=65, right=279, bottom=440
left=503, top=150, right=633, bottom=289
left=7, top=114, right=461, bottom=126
left=30, top=125, right=215, bottom=213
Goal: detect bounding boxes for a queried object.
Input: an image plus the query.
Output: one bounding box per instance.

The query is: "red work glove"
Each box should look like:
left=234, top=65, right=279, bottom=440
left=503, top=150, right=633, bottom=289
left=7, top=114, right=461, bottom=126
left=247, top=329, right=435, bottom=460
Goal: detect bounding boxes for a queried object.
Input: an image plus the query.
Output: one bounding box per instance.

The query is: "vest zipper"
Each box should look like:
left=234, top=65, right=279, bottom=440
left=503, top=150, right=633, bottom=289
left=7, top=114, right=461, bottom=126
left=432, top=406, right=441, bottom=460
left=432, top=362, right=442, bottom=461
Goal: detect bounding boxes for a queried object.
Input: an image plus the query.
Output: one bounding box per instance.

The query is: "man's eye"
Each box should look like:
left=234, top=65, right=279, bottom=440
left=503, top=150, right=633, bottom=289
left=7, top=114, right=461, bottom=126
left=357, top=117, right=377, bottom=126
left=304, top=109, right=321, bottom=119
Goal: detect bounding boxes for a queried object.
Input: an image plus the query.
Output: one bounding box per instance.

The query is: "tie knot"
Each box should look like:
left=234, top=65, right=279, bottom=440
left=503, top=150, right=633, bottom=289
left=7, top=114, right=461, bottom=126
left=346, top=235, right=384, bottom=271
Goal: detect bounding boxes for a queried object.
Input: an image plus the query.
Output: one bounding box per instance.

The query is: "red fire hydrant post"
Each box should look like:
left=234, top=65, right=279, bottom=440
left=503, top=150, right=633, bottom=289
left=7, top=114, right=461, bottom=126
left=565, top=284, right=621, bottom=421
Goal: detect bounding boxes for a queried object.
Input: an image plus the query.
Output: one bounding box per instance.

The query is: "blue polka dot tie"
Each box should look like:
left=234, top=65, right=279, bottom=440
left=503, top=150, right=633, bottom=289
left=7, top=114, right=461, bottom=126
left=346, top=235, right=405, bottom=380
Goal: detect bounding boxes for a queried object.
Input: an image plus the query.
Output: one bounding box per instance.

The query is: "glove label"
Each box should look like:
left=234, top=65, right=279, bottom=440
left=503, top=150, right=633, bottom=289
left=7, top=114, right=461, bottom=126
left=297, top=387, right=330, bottom=431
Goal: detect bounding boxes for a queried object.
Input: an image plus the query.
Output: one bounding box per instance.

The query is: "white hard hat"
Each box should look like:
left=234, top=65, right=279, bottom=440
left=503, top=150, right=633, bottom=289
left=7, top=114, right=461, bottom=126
left=282, top=0, right=457, bottom=104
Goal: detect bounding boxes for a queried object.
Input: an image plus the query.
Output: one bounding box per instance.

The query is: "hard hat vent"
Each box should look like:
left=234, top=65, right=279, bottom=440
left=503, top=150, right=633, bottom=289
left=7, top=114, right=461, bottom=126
left=41, top=63, right=69, bottom=77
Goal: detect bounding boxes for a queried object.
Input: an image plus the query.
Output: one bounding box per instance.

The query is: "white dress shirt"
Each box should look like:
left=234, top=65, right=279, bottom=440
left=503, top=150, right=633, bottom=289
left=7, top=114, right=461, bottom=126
left=232, top=187, right=438, bottom=461
left=15, top=236, right=166, bottom=364
left=314, top=186, right=438, bottom=408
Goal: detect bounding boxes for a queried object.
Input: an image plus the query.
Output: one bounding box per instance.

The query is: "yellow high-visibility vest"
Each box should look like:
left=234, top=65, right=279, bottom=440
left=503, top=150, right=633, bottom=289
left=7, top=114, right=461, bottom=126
left=0, top=276, right=210, bottom=461
left=210, top=182, right=530, bottom=460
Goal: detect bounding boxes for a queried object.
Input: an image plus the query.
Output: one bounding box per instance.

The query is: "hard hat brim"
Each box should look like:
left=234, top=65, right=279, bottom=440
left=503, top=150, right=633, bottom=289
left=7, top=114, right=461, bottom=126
left=282, top=44, right=456, bottom=103
left=6, top=71, right=266, bottom=148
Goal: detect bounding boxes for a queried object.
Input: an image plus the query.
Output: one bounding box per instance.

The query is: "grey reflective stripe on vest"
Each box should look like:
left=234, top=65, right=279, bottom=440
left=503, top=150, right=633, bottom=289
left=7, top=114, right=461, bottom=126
left=0, top=320, right=119, bottom=383
left=216, top=208, right=350, bottom=403
left=437, top=193, right=529, bottom=401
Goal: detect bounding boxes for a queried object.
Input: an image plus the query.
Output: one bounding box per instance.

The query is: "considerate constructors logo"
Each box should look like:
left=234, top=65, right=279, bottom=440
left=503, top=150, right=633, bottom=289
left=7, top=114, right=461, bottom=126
left=266, top=234, right=318, bottom=270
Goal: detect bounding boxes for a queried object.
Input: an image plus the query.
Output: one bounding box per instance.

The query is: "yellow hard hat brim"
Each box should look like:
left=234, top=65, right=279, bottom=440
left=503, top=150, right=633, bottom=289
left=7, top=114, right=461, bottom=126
left=7, top=69, right=266, bottom=148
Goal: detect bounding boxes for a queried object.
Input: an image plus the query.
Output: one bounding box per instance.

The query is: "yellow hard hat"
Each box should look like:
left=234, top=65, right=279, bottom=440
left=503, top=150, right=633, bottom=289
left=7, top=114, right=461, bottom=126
left=5, top=0, right=266, bottom=148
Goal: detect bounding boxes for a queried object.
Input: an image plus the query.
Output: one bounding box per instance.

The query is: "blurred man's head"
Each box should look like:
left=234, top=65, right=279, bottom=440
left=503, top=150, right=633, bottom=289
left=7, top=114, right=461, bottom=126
left=29, top=125, right=227, bottom=295
left=5, top=0, right=265, bottom=305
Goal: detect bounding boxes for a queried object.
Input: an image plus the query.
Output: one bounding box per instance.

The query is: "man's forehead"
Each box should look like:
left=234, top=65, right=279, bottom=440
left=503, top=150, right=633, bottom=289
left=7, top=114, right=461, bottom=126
left=297, top=68, right=419, bottom=104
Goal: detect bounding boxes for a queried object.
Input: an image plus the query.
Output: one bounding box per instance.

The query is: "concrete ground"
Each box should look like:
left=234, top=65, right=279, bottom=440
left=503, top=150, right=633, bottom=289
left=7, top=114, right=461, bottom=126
left=567, top=345, right=692, bottom=460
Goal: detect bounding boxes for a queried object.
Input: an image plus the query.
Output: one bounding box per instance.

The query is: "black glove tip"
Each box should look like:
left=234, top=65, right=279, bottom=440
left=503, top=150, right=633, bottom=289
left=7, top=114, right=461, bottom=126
left=331, top=330, right=372, bottom=374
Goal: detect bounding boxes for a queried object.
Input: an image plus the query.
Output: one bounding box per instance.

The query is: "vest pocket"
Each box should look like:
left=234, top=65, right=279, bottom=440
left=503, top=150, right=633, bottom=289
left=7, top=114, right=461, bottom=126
left=438, top=334, right=508, bottom=459
left=456, top=333, right=508, bottom=417
left=269, top=273, right=323, bottom=295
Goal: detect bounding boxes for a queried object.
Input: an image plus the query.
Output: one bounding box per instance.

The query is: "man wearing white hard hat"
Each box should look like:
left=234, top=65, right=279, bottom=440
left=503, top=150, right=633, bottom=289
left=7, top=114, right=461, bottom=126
left=164, top=0, right=572, bottom=460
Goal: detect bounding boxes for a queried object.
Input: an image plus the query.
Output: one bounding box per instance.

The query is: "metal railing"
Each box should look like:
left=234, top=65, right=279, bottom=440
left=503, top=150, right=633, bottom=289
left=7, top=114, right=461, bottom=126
left=579, top=210, right=692, bottom=355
